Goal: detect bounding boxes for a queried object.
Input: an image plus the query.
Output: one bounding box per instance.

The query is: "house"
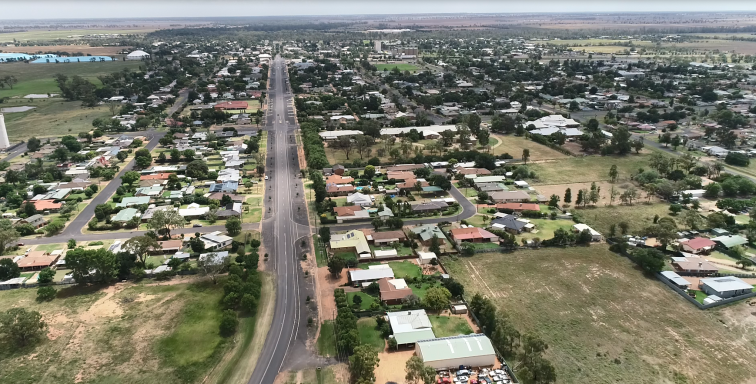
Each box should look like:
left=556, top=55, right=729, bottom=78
left=326, top=174, right=354, bottom=184
left=449, top=227, right=500, bottom=244
left=387, top=171, right=416, bottom=181
left=490, top=214, right=533, bottom=234
left=416, top=334, right=496, bottom=370
left=660, top=271, right=692, bottom=289
left=326, top=183, right=355, bottom=196
left=411, top=224, right=446, bottom=245
left=112, top=208, right=140, bottom=222
left=700, top=276, right=753, bottom=298
left=179, top=203, right=210, bottom=218
left=417, top=251, right=437, bottom=265
left=210, top=181, right=239, bottom=193
left=198, top=251, right=230, bottom=265
left=671, top=256, right=719, bottom=275
left=387, top=309, right=436, bottom=346
left=140, top=173, right=172, bottom=181
left=16, top=252, right=59, bottom=271
left=333, top=206, right=370, bottom=223
left=18, top=214, right=47, bottom=228
left=135, top=185, right=163, bottom=197
left=214, top=101, right=249, bottom=111
left=572, top=224, right=602, bottom=242
left=141, top=205, right=177, bottom=221
left=378, top=278, right=414, bottom=304
left=346, top=192, right=373, bottom=207
left=330, top=230, right=372, bottom=260
left=457, top=168, right=491, bottom=176
left=398, top=179, right=430, bottom=190
left=217, top=202, right=243, bottom=218
left=207, top=193, right=245, bottom=202
left=712, top=235, right=749, bottom=249
left=155, top=240, right=183, bottom=254
left=349, top=264, right=395, bottom=286
left=411, top=201, right=448, bottom=214
left=200, top=232, right=233, bottom=250
left=31, top=200, right=63, bottom=212
left=116, top=196, right=150, bottom=208
left=369, top=230, right=408, bottom=246
left=679, top=237, right=716, bottom=254
left=489, top=190, right=530, bottom=203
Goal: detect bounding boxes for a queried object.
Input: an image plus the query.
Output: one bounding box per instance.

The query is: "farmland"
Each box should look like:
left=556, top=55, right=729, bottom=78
left=0, top=28, right=156, bottom=42
left=444, top=246, right=756, bottom=384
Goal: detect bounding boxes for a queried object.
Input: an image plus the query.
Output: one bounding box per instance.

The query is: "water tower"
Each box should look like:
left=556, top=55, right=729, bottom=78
left=0, top=113, right=9, bottom=149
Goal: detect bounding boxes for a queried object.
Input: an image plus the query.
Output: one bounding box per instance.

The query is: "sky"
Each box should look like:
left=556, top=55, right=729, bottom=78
left=2, top=0, right=756, bottom=20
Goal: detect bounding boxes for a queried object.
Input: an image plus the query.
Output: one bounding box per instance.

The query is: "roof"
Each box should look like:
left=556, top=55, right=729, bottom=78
left=387, top=171, right=415, bottom=180
left=684, top=237, right=716, bottom=250
left=16, top=254, right=58, bottom=269
left=712, top=235, right=749, bottom=248
left=422, top=186, right=444, bottom=193
left=214, top=101, right=249, bottom=110
left=113, top=208, right=140, bottom=222
left=660, top=271, right=692, bottom=286
left=450, top=227, right=498, bottom=241
left=21, top=214, right=46, bottom=225
left=347, top=192, right=372, bottom=204
left=158, top=240, right=183, bottom=250
left=333, top=205, right=364, bottom=217
left=411, top=224, right=445, bottom=241
left=412, top=201, right=448, bottom=212
left=32, top=200, right=62, bottom=211
left=210, top=181, right=239, bottom=193
left=349, top=265, right=395, bottom=282
left=573, top=223, right=601, bottom=237
left=417, top=251, right=437, bottom=260
left=140, top=173, right=171, bottom=180
left=387, top=310, right=436, bottom=344
left=490, top=190, right=530, bottom=201
left=490, top=215, right=528, bottom=231
left=370, top=230, right=407, bottom=242
left=198, top=251, right=230, bottom=265
left=116, top=196, right=150, bottom=208
left=672, top=259, right=718, bottom=272
left=701, top=276, right=753, bottom=292
left=330, top=230, right=371, bottom=255
left=416, top=334, right=494, bottom=362
left=207, top=192, right=244, bottom=202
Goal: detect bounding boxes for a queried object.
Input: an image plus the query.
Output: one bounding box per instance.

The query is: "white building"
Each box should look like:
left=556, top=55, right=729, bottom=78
left=126, top=50, right=151, bottom=61
left=700, top=276, right=754, bottom=299
left=573, top=223, right=602, bottom=241
left=387, top=309, right=436, bottom=345
left=416, top=334, right=497, bottom=369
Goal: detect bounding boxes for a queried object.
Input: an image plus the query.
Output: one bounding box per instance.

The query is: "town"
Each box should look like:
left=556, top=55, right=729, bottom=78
left=3, top=8, right=756, bottom=384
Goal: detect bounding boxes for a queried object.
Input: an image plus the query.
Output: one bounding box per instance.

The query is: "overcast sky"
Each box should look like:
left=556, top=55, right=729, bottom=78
left=2, top=0, right=756, bottom=20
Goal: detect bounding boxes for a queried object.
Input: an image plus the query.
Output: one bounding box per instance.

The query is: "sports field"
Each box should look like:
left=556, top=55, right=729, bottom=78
left=444, top=246, right=756, bottom=384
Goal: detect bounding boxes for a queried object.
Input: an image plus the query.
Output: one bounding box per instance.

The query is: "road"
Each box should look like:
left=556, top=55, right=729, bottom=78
left=1, top=143, right=27, bottom=162
left=166, top=88, right=190, bottom=118
left=248, top=56, right=312, bottom=384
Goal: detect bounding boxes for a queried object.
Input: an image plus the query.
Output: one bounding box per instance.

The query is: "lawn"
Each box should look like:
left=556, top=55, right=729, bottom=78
left=427, top=315, right=474, bottom=338
left=145, top=255, right=170, bottom=268
left=243, top=208, right=262, bottom=223
left=356, top=317, right=386, bottom=351
left=313, top=234, right=328, bottom=268
left=34, top=243, right=66, bottom=253
left=346, top=291, right=379, bottom=310
left=443, top=245, right=756, bottom=384
left=518, top=218, right=575, bottom=242
left=375, top=63, right=419, bottom=72
left=577, top=202, right=672, bottom=236
left=317, top=320, right=337, bottom=357
left=529, top=153, right=651, bottom=184
left=492, top=134, right=569, bottom=161
left=409, top=281, right=442, bottom=300
left=358, top=260, right=422, bottom=279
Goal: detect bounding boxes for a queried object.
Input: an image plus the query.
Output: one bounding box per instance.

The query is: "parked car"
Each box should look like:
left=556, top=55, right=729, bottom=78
left=193, top=223, right=203, bottom=227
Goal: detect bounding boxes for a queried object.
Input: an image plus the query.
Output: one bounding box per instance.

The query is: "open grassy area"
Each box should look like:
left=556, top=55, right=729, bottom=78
left=443, top=245, right=756, bottom=384
left=518, top=218, right=575, bottom=242
left=317, top=320, right=337, bottom=357
left=1, top=98, right=118, bottom=140
left=0, top=61, right=143, bottom=97
left=428, top=315, right=473, bottom=338
left=492, top=134, right=569, bottom=161
left=0, top=28, right=156, bottom=42
left=375, top=63, right=419, bottom=72
left=346, top=291, right=379, bottom=310
left=577, top=202, right=672, bottom=236
left=0, top=280, right=231, bottom=384
left=529, top=153, right=651, bottom=185
left=356, top=317, right=385, bottom=351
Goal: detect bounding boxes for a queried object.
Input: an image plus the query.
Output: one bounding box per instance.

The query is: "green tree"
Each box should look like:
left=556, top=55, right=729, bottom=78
left=146, top=209, right=186, bottom=238
left=37, top=267, right=56, bottom=285
left=634, top=248, right=666, bottom=273
left=65, top=248, right=119, bottom=284
left=36, top=286, right=56, bottom=302
left=219, top=309, right=238, bottom=337
left=522, top=148, right=530, bottom=164
left=27, top=137, right=41, bottom=152
left=563, top=188, right=572, bottom=204
left=186, top=160, right=209, bottom=179
left=422, top=286, right=451, bottom=311
left=124, top=236, right=161, bottom=267
left=405, top=355, right=436, bottom=384
left=68, top=238, right=77, bottom=249
left=349, top=344, right=380, bottom=384
left=327, top=256, right=345, bottom=277
left=429, top=234, right=441, bottom=254
left=609, top=164, right=618, bottom=183
left=0, top=308, right=47, bottom=347
left=121, top=171, right=141, bottom=185
left=0, top=258, right=20, bottom=280
left=225, top=216, right=242, bottom=236
left=0, top=219, right=20, bottom=255
left=363, top=165, right=376, bottom=179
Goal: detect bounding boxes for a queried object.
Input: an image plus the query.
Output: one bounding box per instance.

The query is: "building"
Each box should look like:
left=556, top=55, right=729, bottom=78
left=112, top=208, right=140, bottom=222
left=411, top=224, right=447, bottom=246
left=378, top=278, right=413, bottom=304
left=155, top=240, right=182, bottom=254
left=660, top=271, right=692, bottom=289
left=369, top=230, right=407, bottom=246
left=0, top=113, right=9, bottom=149
left=671, top=256, right=718, bottom=275
left=449, top=227, right=500, bottom=244
left=700, top=276, right=754, bottom=298
left=346, top=192, right=373, bottom=207
left=387, top=310, right=436, bottom=346
left=207, top=192, right=244, bottom=202
left=200, top=231, right=233, bottom=250
left=126, top=50, right=151, bottom=60
left=679, top=237, right=716, bottom=254
left=330, top=230, right=371, bottom=260
left=489, top=190, right=530, bottom=203
left=214, top=101, right=249, bottom=111
left=416, top=334, right=496, bottom=369
left=334, top=206, right=370, bottom=223
left=210, top=181, right=239, bottom=193
left=490, top=214, right=533, bottom=234
left=116, top=196, right=150, bottom=208
left=417, top=251, right=437, bottom=265
left=495, top=202, right=540, bottom=212
left=135, top=185, right=163, bottom=197
left=712, top=235, right=749, bottom=249
left=411, top=201, right=448, bottom=214
left=17, top=214, right=47, bottom=228
left=198, top=251, right=230, bottom=265
left=16, top=252, right=59, bottom=271
left=349, top=264, right=395, bottom=286
left=572, top=224, right=602, bottom=242
left=31, top=200, right=62, bottom=212
left=217, top=202, right=243, bottom=218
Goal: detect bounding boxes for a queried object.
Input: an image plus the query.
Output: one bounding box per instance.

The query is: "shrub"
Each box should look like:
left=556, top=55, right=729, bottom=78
left=219, top=309, right=238, bottom=337
left=36, top=286, right=56, bottom=302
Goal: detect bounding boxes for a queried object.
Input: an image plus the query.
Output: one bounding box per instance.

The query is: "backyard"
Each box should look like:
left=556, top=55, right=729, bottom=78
left=443, top=245, right=756, bottom=384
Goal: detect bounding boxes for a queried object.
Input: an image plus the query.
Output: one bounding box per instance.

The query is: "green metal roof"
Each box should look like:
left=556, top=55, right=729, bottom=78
left=712, top=235, right=748, bottom=248
left=417, top=334, right=495, bottom=362
left=113, top=208, right=139, bottom=222
left=422, top=186, right=444, bottom=192
left=395, top=329, right=436, bottom=345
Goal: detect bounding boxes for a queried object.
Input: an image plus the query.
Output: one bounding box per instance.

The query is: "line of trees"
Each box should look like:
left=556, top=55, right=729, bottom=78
left=301, top=120, right=329, bottom=170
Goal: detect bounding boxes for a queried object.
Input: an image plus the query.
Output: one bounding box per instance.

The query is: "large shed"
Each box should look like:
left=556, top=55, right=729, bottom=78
left=415, top=334, right=497, bottom=369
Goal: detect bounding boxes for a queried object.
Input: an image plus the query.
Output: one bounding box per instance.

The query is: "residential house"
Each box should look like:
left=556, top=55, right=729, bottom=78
left=140, top=173, right=172, bottom=181
left=712, top=235, right=749, bottom=249
left=387, top=309, right=436, bottom=346
left=207, top=193, right=245, bottom=202
left=572, top=224, right=603, bottom=242
left=326, top=183, right=355, bottom=196
left=330, top=230, right=372, bottom=260
left=179, top=203, right=210, bottom=219
left=349, top=264, right=394, bottom=286
left=411, top=201, right=448, bottom=214
left=679, top=237, right=716, bottom=254
left=210, top=181, right=239, bottom=193
left=387, top=171, right=415, bottom=181
left=660, top=271, right=692, bottom=289
left=449, top=227, right=500, bottom=244
left=378, top=278, right=414, bottom=304
left=369, top=230, right=408, bottom=246
left=347, top=192, right=373, bottom=207
left=700, top=276, right=754, bottom=298
left=489, top=190, right=530, bottom=203
left=198, top=251, right=230, bottom=265
left=398, top=179, right=430, bottom=190
left=411, top=224, right=447, bottom=246
left=334, top=206, right=370, bottom=223
left=150, top=240, right=183, bottom=254
left=16, top=251, right=59, bottom=271
left=116, top=196, right=150, bottom=208
left=17, top=214, right=47, bottom=228
left=135, top=185, right=164, bottom=197
left=112, top=208, right=140, bottom=222
left=326, top=174, right=354, bottom=185
left=31, top=200, right=63, bottom=212
left=490, top=214, right=533, bottom=234
left=200, top=232, right=233, bottom=250
left=141, top=205, right=177, bottom=222
left=217, top=202, right=242, bottom=218
left=671, top=256, right=719, bottom=275
left=457, top=168, right=491, bottom=176
left=495, top=202, right=540, bottom=212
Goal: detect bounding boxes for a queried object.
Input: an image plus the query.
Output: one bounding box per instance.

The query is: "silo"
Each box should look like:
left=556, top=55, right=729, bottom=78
left=0, top=113, right=9, bottom=149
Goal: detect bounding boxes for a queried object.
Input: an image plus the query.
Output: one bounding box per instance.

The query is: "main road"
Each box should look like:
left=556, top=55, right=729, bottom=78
left=248, top=56, right=311, bottom=384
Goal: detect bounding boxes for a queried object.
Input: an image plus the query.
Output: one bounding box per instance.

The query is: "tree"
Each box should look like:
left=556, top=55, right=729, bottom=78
left=327, top=256, right=345, bottom=276
left=737, top=259, right=754, bottom=270
left=349, top=344, right=379, bottom=384
left=477, top=129, right=490, bottom=146
left=123, top=236, right=161, bottom=267
left=352, top=294, right=362, bottom=307
left=37, top=286, right=56, bottom=302
left=634, top=248, right=665, bottom=273
left=186, top=160, right=209, bottom=179
left=0, top=258, right=20, bottom=280
left=67, top=238, right=77, bottom=249
left=27, top=137, right=41, bottom=152
left=609, top=165, right=618, bottom=183
left=219, top=309, right=238, bottom=337
left=363, top=165, right=376, bottom=179
left=197, top=252, right=229, bottom=284
left=522, top=148, right=530, bottom=164
left=563, top=188, right=572, bottom=204
left=121, top=171, right=141, bottom=185
left=405, top=356, right=436, bottom=384
left=429, top=234, right=441, bottom=255
left=548, top=194, right=560, bottom=208
left=422, top=286, right=451, bottom=311
left=37, top=267, right=56, bottom=284
left=44, top=221, right=64, bottom=236
left=225, top=216, right=242, bottom=236
left=146, top=209, right=186, bottom=238
left=319, top=226, right=331, bottom=243
left=0, top=308, right=47, bottom=347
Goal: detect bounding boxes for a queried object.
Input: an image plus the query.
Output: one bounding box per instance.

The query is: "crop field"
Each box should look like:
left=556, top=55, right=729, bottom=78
left=0, top=280, right=232, bottom=384
left=443, top=246, right=756, bottom=384
left=374, top=63, right=419, bottom=72
left=0, top=28, right=156, bottom=42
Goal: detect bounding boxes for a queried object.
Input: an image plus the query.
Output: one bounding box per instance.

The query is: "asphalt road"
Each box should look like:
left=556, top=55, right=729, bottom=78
left=1, top=143, right=28, bottom=162
left=248, top=56, right=311, bottom=384
left=166, top=88, right=190, bottom=118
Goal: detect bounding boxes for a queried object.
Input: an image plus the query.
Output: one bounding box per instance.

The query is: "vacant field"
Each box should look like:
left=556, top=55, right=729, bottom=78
left=2, top=45, right=129, bottom=56
left=0, top=61, right=143, bottom=97
left=444, top=246, right=756, bottom=384
left=493, top=134, right=568, bottom=161
left=375, top=63, right=419, bottom=72
left=1, top=98, right=115, bottom=140
left=535, top=181, right=656, bottom=207
left=529, top=153, right=650, bottom=184
left=578, top=202, right=673, bottom=236
left=0, top=279, right=233, bottom=384
left=0, top=28, right=156, bottom=42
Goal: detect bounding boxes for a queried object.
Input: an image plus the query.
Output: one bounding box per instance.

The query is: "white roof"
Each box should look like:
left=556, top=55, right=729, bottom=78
left=374, top=249, right=398, bottom=258
left=573, top=223, right=601, bottom=236
left=701, top=276, right=753, bottom=292
left=349, top=266, right=394, bottom=282
left=380, top=125, right=457, bottom=136
left=388, top=278, right=408, bottom=290
left=417, top=251, right=437, bottom=260
left=660, top=271, right=691, bottom=286
left=127, top=50, right=150, bottom=57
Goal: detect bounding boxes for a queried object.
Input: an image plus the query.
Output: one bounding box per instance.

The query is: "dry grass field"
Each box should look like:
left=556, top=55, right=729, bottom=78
left=444, top=246, right=756, bottom=384
left=2, top=45, right=129, bottom=56
left=529, top=153, right=650, bottom=185
left=493, top=134, right=568, bottom=161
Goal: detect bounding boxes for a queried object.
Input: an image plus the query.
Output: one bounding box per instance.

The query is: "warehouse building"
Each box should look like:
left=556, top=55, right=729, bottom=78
left=415, top=334, right=497, bottom=369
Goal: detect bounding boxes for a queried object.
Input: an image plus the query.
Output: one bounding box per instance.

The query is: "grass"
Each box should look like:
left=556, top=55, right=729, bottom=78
left=243, top=208, right=262, bottom=223
left=409, top=281, right=441, bottom=300
left=0, top=61, right=143, bottom=97
left=577, top=202, right=672, bottom=236
left=443, top=245, right=756, bottom=384
left=518, top=218, right=575, bottom=242
left=492, top=134, right=569, bottom=161
left=356, top=317, right=386, bottom=351
left=33, top=243, right=65, bottom=253
left=313, top=234, right=328, bottom=268
left=375, top=63, right=419, bottom=72
left=529, top=153, right=651, bottom=185
left=388, top=260, right=423, bottom=279
left=0, top=28, right=156, bottom=42
left=317, top=320, right=337, bottom=356
left=0, top=98, right=119, bottom=140
left=427, top=315, right=474, bottom=338
left=346, top=291, right=379, bottom=310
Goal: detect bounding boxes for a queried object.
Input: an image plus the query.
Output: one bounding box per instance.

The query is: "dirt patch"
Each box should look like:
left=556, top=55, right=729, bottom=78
left=317, top=267, right=348, bottom=321
left=375, top=349, right=415, bottom=384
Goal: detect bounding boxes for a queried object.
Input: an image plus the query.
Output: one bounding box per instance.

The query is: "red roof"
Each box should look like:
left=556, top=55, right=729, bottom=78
left=214, top=101, right=249, bottom=110
left=32, top=200, right=62, bottom=211
left=495, top=202, right=540, bottom=211
left=450, top=227, right=498, bottom=241
left=685, top=237, right=716, bottom=250
left=140, top=173, right=172, bottom=180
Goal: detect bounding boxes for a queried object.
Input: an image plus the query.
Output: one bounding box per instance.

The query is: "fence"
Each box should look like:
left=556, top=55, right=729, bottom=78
left=655, top=272, right=756, bottom=310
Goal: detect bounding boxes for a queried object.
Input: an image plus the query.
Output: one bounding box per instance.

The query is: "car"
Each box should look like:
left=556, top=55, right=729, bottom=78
left=265, top=175, right=269, bottom=180
left=193, top=223, right=203, bottom=227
